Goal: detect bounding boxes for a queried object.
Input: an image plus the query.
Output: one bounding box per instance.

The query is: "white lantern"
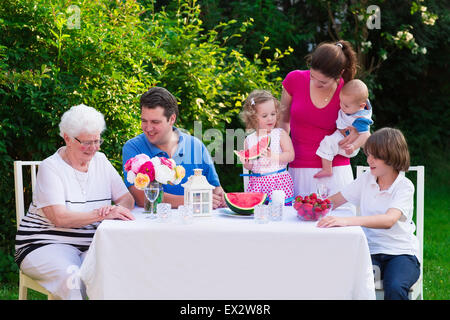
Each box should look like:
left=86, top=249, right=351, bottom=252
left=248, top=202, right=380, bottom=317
left=182, top=169, right=215, bottom=217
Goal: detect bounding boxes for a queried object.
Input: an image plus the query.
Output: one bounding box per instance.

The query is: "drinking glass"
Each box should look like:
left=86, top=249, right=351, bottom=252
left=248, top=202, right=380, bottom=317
left=156, top=203, right=171, bottom=223
left=144, top=181, right=160, bottom=219
left=178, top=204, right=194, bottom=224
left=269, top=201, right=284, bottom=221
left=254, top=204, right=270, bottom=224
left=317, top=183, right=330, bottom=200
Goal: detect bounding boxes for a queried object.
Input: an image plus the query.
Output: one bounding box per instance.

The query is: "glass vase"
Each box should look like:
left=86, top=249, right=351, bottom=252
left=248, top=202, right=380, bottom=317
left=143, top=182, right=164, bottom=216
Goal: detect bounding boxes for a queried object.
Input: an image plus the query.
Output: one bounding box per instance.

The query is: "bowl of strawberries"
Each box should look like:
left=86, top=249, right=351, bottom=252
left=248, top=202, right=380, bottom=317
left=293, top=193, right=332, bottom=221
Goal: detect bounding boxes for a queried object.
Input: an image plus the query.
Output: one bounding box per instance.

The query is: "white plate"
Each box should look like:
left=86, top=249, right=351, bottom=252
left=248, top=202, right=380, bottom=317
left=216, top=208, right=254, bottom=218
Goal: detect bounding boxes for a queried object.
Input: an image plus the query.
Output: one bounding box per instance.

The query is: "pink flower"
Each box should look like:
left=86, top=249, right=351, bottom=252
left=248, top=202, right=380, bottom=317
left=124, top=158, right=133, bottom=172
left=128, top=154, right=151, bottom=173
left=137, top=161, right=155, bottom=182
left=160, top=157, right=174, bottom=169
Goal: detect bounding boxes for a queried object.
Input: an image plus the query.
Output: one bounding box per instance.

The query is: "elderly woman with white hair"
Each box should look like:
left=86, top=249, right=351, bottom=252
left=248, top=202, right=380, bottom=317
left=15, top=104, right=135, bottom=300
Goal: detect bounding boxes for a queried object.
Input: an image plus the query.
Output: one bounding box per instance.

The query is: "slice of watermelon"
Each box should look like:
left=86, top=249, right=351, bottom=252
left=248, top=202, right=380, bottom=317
left=224, top=192, right=267, bottom=215
left=234, top=135, right=270, bottom=161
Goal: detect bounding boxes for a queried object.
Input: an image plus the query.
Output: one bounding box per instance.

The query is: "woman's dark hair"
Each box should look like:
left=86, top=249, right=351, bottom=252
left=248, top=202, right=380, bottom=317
left=364, top=127, right=410, bottom=172
left=306, top=40, right=357, bottom=83
left=140, top=86, right=179, bottom=120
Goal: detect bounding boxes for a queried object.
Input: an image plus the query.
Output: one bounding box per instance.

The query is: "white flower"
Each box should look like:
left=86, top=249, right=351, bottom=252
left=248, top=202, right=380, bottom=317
left=127, top=170, right=136, bottom=184
left=154, top=164, right=175, bottom=184
left=150, top=157, right=161, bottom=167
left=423, top=13, right=437, bottom=25
left=361, top=41, right=372, bottom=49
left=169, top=158, right=176, bottom=169
left=394, top=30, right=414, bottom=43
left=420, top=47, right=427, bottom=54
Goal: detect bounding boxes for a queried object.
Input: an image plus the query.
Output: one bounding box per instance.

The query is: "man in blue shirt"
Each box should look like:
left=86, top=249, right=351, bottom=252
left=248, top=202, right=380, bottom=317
left=122, top=87, right=226, bottom=208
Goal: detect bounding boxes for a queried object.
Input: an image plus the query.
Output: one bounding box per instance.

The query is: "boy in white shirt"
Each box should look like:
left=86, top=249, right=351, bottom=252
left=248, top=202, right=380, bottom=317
left=314, top=79, right=373, bottom=178
left=317, top=128, right=420, bottom=300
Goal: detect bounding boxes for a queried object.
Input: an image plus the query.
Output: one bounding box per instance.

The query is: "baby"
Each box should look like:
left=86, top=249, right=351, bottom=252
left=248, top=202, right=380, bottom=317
left=314, top=79, right=373, bottom=178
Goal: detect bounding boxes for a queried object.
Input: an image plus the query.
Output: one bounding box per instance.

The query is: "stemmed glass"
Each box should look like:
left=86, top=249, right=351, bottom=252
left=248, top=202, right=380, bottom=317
left=144, top=181, right=160, bottom=219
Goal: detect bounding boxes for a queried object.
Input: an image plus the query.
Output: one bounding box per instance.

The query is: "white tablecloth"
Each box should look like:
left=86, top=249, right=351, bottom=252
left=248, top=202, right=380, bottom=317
left=79, top=206, right=375, bottom=300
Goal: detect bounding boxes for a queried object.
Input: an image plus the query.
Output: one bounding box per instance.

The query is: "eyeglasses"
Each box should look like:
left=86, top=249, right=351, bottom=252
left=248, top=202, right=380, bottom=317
left=74, top=137, right=104, bottom=147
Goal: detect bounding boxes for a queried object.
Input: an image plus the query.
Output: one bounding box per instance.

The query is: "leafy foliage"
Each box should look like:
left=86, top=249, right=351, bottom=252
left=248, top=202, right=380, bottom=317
left=0, top=0, right=288, bottom=280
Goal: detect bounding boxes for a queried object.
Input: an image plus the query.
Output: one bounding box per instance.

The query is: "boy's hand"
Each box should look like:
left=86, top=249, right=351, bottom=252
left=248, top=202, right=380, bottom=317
left=317, top=216, right=350, bottom=228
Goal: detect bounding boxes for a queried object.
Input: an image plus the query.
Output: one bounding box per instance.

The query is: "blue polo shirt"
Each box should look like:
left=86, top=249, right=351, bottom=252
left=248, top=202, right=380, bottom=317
left=122, top=128, right=221, bottom=195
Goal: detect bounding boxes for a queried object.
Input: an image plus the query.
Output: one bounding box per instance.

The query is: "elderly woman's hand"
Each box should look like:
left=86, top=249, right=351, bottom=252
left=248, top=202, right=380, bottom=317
left=99, top=205, right=135, bottom=221
left=95, top=205, right=113, bottom=217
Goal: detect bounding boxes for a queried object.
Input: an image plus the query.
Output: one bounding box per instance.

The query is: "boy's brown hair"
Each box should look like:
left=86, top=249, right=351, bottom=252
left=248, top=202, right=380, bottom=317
left=364, top=127, right=410, bottom=172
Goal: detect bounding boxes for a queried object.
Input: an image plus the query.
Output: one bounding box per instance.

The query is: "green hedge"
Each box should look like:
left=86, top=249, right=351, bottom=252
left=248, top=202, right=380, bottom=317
left=0, top=0, right=290, bottom=282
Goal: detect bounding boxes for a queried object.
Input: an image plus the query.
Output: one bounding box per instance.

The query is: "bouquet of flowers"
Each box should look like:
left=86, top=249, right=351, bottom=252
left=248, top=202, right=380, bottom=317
left=124, top=153, right=186, bottom=189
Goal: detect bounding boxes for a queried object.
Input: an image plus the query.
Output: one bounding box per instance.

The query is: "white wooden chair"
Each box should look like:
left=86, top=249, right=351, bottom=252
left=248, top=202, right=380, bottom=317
left=356, top=165, right=424, bottom=300
left=242, top=168, right=250, bottom=192
left=14, top=160, right=56, bottom=300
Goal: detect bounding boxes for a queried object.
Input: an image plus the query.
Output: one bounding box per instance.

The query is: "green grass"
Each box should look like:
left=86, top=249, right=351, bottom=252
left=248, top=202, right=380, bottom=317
left=422, top=162, right=450, bottom=300
left=0, top=283, right=47, bottom=300
left=1, top=162, right=449, bottom=300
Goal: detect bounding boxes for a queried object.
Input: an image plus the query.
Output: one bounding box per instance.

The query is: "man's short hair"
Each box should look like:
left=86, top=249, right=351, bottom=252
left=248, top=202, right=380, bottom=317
left=140, top=87, right=179, bottom=121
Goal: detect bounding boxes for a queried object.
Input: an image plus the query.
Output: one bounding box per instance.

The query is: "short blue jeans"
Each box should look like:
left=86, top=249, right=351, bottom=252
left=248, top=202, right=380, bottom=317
left=371, top=254, right=420, bottom=300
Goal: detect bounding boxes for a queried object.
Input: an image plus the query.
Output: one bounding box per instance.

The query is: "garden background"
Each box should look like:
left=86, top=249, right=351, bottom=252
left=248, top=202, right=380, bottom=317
left=0, top=0, right=448, bottom=299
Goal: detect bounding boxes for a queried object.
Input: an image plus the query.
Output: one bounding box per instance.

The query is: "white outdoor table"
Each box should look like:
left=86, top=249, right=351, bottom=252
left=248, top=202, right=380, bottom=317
left=79, top=206, right=375, bottom=300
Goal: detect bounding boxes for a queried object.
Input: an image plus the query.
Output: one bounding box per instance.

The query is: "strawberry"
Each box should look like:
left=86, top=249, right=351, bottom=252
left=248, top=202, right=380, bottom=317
left=303, top=203, right=313, bottom=213
left=324, top=199, right=331, bottom=204
left=295, top=195, right=303, bottom=202
left=320, top=203, right=328, bottom=210
left=309, top=193, right=318, bottom=200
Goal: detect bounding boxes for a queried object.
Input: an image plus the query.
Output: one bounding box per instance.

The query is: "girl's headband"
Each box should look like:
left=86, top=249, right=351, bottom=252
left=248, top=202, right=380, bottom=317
left=335, top=42, right=343, bottom=49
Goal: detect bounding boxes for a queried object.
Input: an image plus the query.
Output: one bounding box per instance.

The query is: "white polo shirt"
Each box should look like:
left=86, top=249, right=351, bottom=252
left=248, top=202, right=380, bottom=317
left=341, top=170, right=419, bottom=260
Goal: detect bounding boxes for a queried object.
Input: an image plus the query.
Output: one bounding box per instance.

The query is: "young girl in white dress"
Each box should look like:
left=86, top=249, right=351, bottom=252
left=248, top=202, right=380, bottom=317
left=239, top=90, right=295, bottom=204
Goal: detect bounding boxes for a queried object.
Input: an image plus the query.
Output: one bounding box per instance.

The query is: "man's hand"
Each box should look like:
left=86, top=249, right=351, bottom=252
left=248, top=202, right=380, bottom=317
left=213, top=186, right=226, bottom=209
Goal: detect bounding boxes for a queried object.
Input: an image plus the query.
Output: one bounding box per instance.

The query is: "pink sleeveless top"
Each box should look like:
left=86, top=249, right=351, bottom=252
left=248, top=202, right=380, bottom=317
left=282, top=70, right=349, bottom=168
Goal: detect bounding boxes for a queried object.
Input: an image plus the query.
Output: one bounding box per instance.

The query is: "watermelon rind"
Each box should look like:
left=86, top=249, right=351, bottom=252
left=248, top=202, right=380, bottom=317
left=224, top=192, right=267, bottom=215
left=234, top=136, right=270, bottom=161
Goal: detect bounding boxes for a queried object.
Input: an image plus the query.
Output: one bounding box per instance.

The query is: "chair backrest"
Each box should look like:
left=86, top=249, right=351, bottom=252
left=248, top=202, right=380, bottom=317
left=356, top=165, right=424, bottom=279
left=243, top=167, right=249, bottom=192
left=14, top=161, right=42, bottom=229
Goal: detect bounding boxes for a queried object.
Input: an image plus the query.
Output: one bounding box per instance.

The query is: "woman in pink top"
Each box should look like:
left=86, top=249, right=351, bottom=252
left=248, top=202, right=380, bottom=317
left=281, top=40, right=366, bottom=209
